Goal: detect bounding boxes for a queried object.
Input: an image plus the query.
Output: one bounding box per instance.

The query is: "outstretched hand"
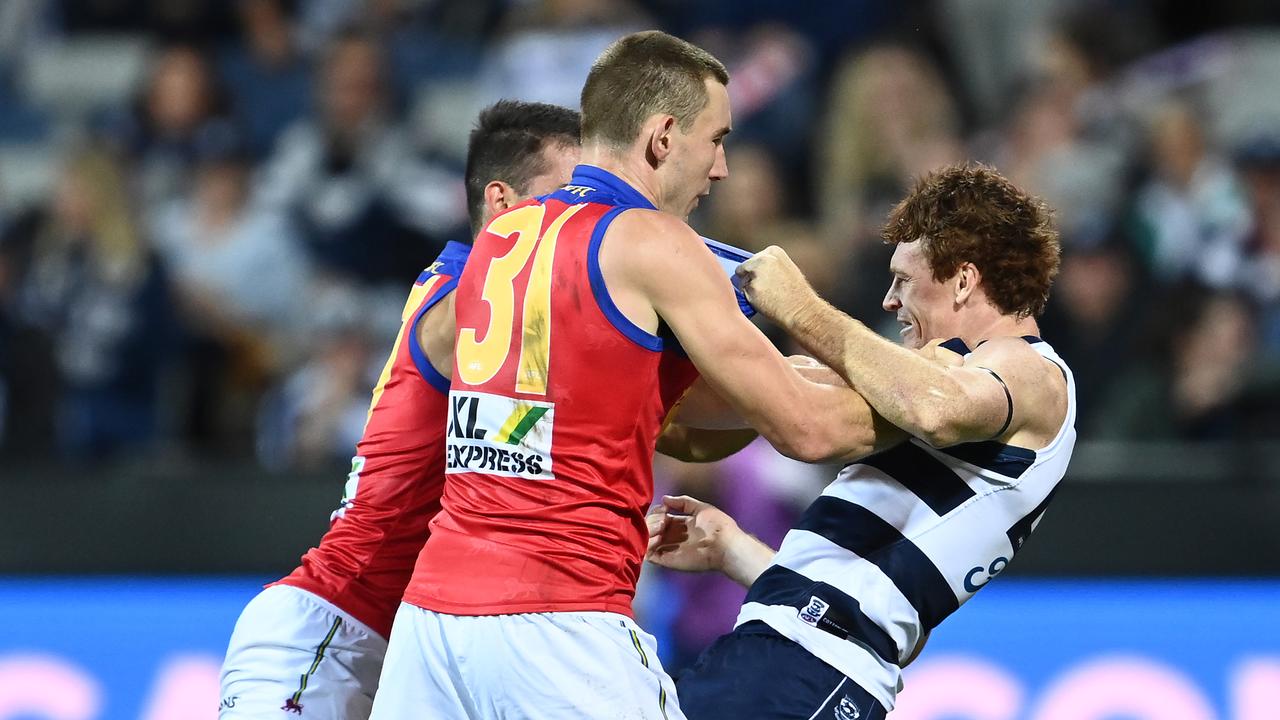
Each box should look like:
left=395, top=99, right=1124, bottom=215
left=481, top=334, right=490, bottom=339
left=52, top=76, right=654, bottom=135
left=645, top=495, right=739, bottom=573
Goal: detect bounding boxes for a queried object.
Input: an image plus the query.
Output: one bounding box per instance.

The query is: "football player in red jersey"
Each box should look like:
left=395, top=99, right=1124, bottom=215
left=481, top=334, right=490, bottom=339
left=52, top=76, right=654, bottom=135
left=372, top=32, right=881, bottom=720
left=218, top=101, right=585, bottom=720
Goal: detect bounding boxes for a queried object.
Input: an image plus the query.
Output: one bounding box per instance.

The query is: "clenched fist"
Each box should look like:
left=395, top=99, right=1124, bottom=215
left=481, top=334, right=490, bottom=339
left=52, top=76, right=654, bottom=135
left=734, top=246, right=816, bottom=326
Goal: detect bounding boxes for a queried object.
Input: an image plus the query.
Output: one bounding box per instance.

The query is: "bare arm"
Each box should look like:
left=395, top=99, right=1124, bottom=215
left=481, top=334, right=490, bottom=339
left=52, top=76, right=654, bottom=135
left=647, top=495, right=934, bottom=666
left=673, top=357, right=844, bottom=428
left=655, top=423, right=758, bottom=463
left=417, top=292, right=456, bottom=380
left=605, top=212, right=877, bottom=462
left=738, top=247, right=1066, bottom=448
left=673, top=357, right=909, bottom=462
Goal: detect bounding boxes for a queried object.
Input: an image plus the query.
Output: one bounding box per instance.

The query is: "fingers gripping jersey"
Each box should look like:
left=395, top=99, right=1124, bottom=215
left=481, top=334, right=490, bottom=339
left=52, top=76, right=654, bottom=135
left=275, top=241, right=471, bottom=639
left=405, top=166, right=700, bottom=617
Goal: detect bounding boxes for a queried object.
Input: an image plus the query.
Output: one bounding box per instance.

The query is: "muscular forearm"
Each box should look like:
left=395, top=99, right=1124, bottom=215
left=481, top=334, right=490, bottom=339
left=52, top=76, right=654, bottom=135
left=720, top=529, right=777, bottom=588
left=784, top=296, right=963, bottom=444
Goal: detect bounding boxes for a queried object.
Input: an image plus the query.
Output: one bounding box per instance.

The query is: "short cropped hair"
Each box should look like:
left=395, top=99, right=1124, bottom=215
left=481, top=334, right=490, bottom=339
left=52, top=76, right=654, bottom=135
left=882, top=163, right=1061, bottom=318
left=465, top=100, right=581, bottom=233
left=581, top=30, right=729, bottom=149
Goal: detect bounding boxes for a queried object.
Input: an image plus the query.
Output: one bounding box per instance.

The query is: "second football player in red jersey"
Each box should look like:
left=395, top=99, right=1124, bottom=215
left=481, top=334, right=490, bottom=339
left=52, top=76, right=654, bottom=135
left=373, top=32, right=878, bottom=720
left=218, top=101, right=582, bottom=720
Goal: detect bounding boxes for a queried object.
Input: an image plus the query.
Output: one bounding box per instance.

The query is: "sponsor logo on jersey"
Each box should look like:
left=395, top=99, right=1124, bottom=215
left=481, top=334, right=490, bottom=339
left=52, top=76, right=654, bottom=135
left=964, top=555, right=1010, bottom=593
left=799, top=595, right=830, bottom=628
left=331, top=456, right=365, bottom=521
left=562, top=184, right=596, bottom=198
left=446, top=391, right=555, bottom=479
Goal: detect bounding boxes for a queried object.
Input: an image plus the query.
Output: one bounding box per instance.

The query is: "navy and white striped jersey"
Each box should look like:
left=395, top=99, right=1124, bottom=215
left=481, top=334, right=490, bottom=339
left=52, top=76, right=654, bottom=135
left=735, top=337, right=1076, bottom=710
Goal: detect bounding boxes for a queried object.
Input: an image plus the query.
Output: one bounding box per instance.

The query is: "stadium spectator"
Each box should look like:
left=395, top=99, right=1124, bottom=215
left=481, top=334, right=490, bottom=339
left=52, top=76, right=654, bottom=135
left=1095, top=284, right=1262, bottom=439
left=257, top=28, right=466, bottom=287
left=218, top=0, right=313, bottom=158
left=689, top=23, right=818, bottom=176
left=100, top=44, right=235, bottom=216
left=255, top=308, right=375, bottom=470
left=151, top=125, right=310, bottom=359
left=1131, top=101, right=1251, bottom=283
left=1039, top=238, right=1149, bottom=437
left=816, top=44, right=963, bottom=252
left=1229, top=135, right=1280, bottom=330
left=150, top=122, right=313, bottom=452
left=473, top=0, right=650, bottom=111
left=5, top=146, right=177, bottom=459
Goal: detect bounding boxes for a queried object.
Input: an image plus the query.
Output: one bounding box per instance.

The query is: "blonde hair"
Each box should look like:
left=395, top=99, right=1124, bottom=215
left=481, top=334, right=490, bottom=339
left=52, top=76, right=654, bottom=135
left=818, top=45, right=959, bottom=237
left=52, top=147, right=147, bottom=286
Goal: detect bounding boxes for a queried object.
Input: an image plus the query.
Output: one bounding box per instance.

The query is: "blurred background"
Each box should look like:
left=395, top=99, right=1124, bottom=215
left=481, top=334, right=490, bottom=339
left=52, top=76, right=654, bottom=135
left=1, top=0, right=1278, bottom=718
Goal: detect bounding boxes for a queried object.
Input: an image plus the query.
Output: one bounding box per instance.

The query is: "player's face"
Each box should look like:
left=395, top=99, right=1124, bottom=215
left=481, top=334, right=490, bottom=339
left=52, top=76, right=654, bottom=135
left=668, top=78, right=731, bottom=218
left=883, top=241, right=954, bottom=349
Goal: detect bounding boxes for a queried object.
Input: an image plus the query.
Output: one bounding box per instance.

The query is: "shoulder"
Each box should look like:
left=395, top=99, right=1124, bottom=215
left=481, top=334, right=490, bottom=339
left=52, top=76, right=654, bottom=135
left=599, top=210, right=726, bottom=305
left=966, top=336, right=1067, bottom=419
left=606, top=209, right=711, bottom=267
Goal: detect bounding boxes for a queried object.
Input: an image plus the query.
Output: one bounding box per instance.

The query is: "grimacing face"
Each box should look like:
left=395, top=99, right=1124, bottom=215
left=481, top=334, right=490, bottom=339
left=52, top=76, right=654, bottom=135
left=882, top=241, right=956, bottom=349
left=666, top=78, right=731, bottom=218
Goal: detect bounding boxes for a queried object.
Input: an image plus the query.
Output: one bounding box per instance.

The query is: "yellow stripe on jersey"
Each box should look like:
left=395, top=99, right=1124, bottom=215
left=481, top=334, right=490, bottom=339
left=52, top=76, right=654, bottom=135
left=365, top=276, right=442, bottom=424
left=516, top=204, right=584, bottom=394
left=492, top=406, right=527, bottom=444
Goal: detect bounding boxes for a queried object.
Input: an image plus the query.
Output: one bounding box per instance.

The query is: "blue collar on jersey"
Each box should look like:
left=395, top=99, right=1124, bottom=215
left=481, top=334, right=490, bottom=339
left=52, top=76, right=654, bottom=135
left=543, top=165, right=658, bottom=210
left=945, top=335, right=1046, bottom=355
left=432, top=240, right=471, bottom=277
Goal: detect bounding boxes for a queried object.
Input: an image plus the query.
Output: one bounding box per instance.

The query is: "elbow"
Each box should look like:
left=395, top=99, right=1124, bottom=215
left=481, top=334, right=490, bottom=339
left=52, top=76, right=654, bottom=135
left=781, top=438, right=831, bottom=464
left=773, top=421, right=870, bottom=464
left=912, top=407, right=962, bottom=448
left=763, top=420, right=822, bottom=463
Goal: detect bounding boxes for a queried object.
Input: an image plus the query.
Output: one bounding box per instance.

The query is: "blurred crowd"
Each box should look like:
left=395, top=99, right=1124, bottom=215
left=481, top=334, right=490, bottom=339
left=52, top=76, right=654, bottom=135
left=2, top=1, right=1280, bottom=465
left=7, top=0, right=1269, bottom=468
left=2, top=0, right=1280, bottom=671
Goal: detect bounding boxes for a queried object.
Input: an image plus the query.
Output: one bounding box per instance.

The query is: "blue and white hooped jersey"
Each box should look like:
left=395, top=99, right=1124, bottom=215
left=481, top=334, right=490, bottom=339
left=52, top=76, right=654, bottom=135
left=735, top=337, right=1077, bottom=710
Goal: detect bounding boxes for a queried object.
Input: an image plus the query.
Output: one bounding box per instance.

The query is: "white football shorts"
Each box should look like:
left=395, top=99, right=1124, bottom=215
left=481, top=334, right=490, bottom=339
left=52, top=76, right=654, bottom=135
left=219, top=584, right=388, bottom=719
left=370, top=603, right=685, bottom=720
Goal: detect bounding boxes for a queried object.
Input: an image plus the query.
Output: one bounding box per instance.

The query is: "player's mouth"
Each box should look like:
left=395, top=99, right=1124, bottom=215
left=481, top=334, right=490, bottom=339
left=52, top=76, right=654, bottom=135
left=898, top=318, right=914, bottom=337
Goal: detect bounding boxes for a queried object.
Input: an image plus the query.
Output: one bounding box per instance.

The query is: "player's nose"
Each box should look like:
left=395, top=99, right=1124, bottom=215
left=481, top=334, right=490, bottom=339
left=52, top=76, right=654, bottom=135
left=882, top=288, right=900, bottom=312
left=710, top=146, right=728, bottom=181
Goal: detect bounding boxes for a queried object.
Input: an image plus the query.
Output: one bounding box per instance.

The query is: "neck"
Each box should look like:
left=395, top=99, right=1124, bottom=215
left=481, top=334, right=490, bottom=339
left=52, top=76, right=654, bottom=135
left=956, top=309, right=1040, bottom=349
left=579, top=143, right=665, bottom=211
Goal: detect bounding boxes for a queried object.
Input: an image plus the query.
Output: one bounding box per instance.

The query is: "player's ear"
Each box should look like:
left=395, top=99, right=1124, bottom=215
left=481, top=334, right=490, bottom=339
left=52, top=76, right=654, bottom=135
left=954, top=262, right=981, bottom=305
left=646, top=115, right=677, bottom=167
left=484, top=180, right=518, bottom=217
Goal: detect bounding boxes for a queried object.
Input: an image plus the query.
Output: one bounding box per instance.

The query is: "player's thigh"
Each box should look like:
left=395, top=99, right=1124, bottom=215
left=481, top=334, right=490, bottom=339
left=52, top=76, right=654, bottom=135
left=220, top=585, right=384, bottom=720
left=676, top=623, right=886, bottom=720
left=369, top=603, right=475, bottom=720
left=470, top=612, right=684, bottom=720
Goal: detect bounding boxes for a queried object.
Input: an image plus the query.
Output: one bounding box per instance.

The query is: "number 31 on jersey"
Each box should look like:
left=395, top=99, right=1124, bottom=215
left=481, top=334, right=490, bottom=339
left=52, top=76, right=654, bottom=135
left=456, top=204, right=585, bottom=395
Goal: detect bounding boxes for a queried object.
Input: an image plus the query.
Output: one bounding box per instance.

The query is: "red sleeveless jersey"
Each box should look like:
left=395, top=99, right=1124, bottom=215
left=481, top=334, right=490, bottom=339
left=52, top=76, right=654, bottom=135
left=404, top=166, right=700, bottom=617
left=275, top=241, right=470, bottom=639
